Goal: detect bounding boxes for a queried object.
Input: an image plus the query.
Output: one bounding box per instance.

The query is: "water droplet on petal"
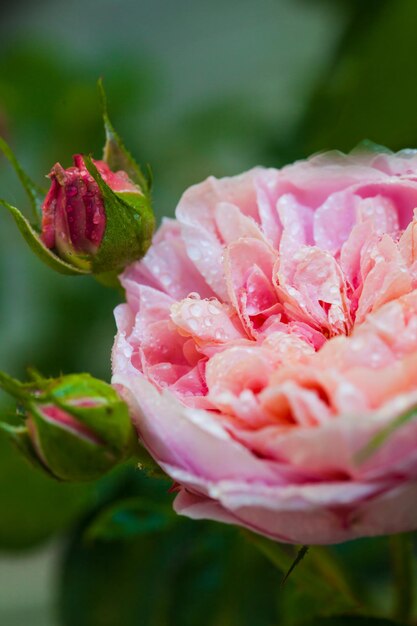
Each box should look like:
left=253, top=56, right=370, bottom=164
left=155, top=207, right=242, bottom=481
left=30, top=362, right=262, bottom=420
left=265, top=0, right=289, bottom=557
left=188, top=319, right=199, bottom=332
left=188, top=246, right=201, bottom=261
left=208, top=303, right=221, bottom=315
left=190, top=303, right=202, bottom=316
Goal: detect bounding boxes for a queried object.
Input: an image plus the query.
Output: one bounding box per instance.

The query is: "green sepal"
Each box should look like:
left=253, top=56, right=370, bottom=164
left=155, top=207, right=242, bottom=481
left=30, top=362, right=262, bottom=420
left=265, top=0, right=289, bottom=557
left=98, top=78, right=152, bottom=197
left=84, top=156, right=155, bottom=274
left=29, top=404, right=124, bottom=482
left=282, top=545, right=310, bottom=585
left=44, top=373, right=136, bottom=457
left=0, top=421, right=54, bottom=477
left=0, top=370, right=30, bottom=401
left=94, top=270, right=122, bottom=290
left=0, top=136, right=46, bottom=225
left=132, top=440, right=167, bottom=479
left=0, top=199, right=88, bottom=276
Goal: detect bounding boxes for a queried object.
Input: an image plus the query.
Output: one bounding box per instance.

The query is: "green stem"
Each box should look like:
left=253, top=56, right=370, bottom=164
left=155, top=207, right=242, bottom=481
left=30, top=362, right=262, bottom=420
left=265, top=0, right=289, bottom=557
left=390, top=534, right=414, bottom=624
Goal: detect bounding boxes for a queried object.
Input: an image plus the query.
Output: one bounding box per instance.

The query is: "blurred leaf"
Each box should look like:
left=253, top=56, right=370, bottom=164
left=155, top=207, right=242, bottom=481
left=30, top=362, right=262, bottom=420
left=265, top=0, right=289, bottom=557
left=59, top=467, right=288, bottom=626
left=63, top=502, right=384, bottom=626
left=0, top=431, right=91, bottom=550
left=298, top=617, right=406, bottom=626
left=85, top=497, right=177, bottom=541
left=389, top=534, right=414, bottom=625
left=60, top=517, right=286, bottom=626
left=244, top=531, right=358, bottom=615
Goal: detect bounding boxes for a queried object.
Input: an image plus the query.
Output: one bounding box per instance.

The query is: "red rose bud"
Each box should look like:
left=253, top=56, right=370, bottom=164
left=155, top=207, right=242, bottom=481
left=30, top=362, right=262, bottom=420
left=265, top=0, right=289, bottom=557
left=0, top=83, right=155, bottom=280
left=41, top=155, right=144, bottom=271
left=0, top=372, right=135, bottom=482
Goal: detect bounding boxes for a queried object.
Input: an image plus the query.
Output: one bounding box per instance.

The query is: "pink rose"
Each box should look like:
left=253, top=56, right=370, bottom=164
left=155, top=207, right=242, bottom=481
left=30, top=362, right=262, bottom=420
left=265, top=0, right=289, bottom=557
left=112, top=149, right=417, bottom=544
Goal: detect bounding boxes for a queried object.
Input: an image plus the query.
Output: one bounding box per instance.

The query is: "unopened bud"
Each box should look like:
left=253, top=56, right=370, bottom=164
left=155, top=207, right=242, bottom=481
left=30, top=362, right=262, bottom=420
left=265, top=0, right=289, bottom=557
left=0, top=372, right=135, bottom=482
left=0, top=82, right=155, bottom=282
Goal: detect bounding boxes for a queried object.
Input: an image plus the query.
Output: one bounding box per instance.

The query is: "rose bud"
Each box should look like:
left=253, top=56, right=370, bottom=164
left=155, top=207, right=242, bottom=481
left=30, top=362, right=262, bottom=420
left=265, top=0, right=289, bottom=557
left=41, top=154, right=146, bottom=271
left=0, top=82, right=155, bottom=282
left=0, top=371, right=135, bottom=482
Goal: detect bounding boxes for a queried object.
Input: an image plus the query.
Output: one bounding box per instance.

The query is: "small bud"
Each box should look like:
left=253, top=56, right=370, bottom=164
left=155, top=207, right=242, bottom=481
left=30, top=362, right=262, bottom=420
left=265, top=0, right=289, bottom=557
left=0, top=372, right=135, bottom=482
left=41, top=155, right=145, bottom=271
left=0, top=81, right=155, bottom=282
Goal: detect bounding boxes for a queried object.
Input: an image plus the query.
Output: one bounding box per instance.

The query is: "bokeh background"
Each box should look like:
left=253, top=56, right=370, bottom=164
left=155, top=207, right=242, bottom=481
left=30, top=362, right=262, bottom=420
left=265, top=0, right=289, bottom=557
left=0, top=0, right=416, bottom=624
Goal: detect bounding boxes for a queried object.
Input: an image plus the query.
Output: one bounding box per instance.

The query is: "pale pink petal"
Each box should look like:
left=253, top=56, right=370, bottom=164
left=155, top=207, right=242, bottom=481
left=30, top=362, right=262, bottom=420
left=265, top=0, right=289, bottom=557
left=277, top=193, right=314, bottom=245
left=224, top=237, right=277, bottom=337
left=176, top=170, right=263, bottom=299
left=112, top=372, right=280, bottom=483
left=215, top=201, right=265, bottom=244
left=275, top=244, right=351, bottom=335
left=123, top=218, right=214, bottom=300
left=170, top=295, right=243, bottom=344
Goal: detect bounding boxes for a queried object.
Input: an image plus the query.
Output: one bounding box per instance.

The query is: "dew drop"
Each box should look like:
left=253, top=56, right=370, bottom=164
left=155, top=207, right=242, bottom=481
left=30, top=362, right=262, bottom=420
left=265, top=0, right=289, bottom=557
left=190, top=303, right=202, bottom=316
left=188, top=319, right=199, bottom=332
left=188, top=246, right=201, bottom=261
left=208, top=303, right=221, bottom=315
left=161, top=275, right=172, bottom=287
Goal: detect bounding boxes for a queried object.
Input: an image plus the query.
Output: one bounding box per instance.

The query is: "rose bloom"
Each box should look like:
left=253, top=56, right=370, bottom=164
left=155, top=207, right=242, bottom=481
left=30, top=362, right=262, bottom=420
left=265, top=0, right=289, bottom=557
left=112, top=149, right=417, bottom=544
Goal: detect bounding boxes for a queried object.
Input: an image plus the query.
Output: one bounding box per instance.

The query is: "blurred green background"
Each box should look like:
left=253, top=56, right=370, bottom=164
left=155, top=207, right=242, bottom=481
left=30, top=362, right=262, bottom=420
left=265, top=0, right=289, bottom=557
left=0, top=0, right=417, bottom=624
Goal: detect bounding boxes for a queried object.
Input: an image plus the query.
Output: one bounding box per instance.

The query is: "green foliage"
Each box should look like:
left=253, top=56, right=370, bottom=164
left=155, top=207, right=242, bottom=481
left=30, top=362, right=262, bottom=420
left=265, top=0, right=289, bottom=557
left=301, top=0, right=417, bottom=154
left=299, top=618, right=406, bottom=626
left=60, top=514, right=283, bottom=625
left=85, top=497, right=178, bottom=541
left=0, top=431, right=91, bottom=550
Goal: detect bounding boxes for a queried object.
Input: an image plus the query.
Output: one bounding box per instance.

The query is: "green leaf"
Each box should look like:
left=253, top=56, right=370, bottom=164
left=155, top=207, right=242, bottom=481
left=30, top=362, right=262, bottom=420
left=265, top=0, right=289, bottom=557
left=85, top=496, right=177, bottom=541
left=60, top=519, right=285, bottom=626
left=0, top=135, right=46, bottom=225
left=244, top=531, right=359, bottom=619
left=0, top=199, right=88, bottom=275
left=98, top=79, right=151, bottom=197
left=389, top=534, right=414, bottom=624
